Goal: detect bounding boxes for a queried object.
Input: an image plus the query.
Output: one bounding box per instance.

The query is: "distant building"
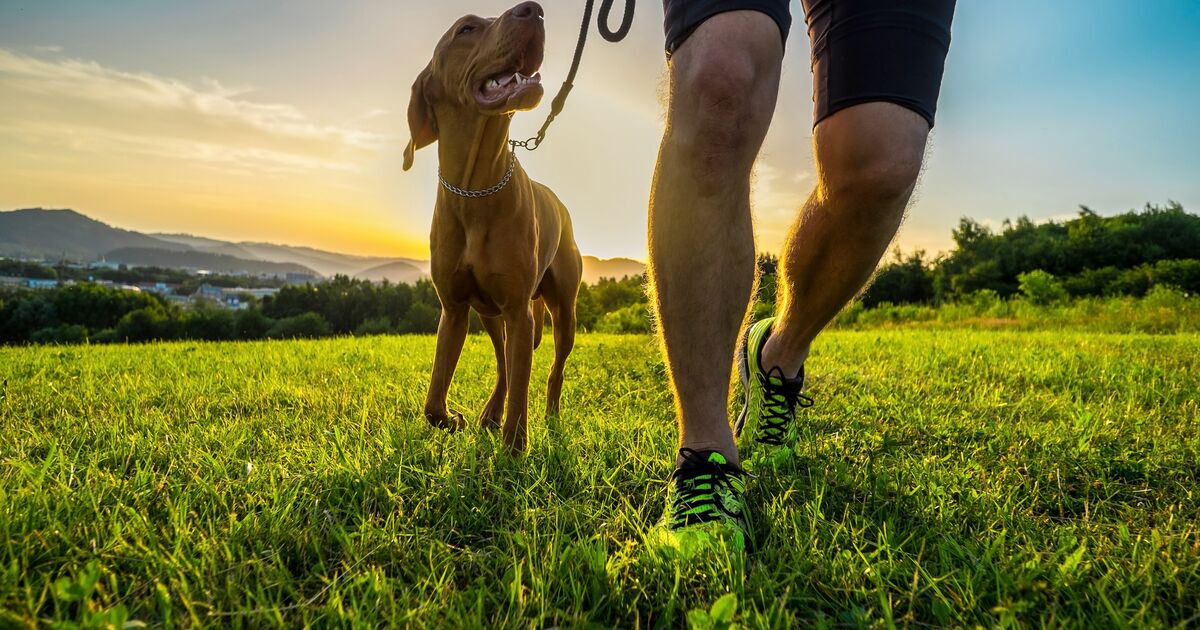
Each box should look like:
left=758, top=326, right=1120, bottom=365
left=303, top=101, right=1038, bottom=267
left=88, top=258, right=123, bottom=271
left=135, top=281, right=177, bottom=296
left=192, top=284, right=278, bottom=309
left=285, top=272, right=318, bottom=285
left=25, top=278, right=58, bottom=289
left=195, top=284, right=224, bottom=301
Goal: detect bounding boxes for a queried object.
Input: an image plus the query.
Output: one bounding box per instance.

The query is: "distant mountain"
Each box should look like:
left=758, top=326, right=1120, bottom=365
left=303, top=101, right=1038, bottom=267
left=0, top=208, right=191, bottom=261
left=354, top=261, right=425, bottom=284
left=105, top=247, right=316, bottom=276
left=152, top=234, right=262, bottom=261
left=153, top=233, right=429, bottom=278
left=0, top=208, right=643, bottom=285
left=581, top=256, right=645, bottom=284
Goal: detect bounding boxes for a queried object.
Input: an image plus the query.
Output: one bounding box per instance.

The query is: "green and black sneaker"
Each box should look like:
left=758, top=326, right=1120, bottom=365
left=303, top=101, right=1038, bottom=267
left=651, top=448, right=751, bottom=556
left=735, top=317, right=813, bottom=462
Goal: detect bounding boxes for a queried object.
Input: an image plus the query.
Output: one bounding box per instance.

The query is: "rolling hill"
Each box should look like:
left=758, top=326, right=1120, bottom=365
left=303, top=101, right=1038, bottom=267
left=1, top=208, right=644, bottom=284
left=103, top=247, right=317, bottom=276
left=353, top=261, right=426, bottom=284
left=0, top=208, right=189, bottom=261
left=581, top=256, right=645, bottom=283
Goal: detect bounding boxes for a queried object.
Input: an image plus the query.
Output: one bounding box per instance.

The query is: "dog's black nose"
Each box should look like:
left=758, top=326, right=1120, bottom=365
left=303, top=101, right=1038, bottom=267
left=512, top=1, right=544, bottom=20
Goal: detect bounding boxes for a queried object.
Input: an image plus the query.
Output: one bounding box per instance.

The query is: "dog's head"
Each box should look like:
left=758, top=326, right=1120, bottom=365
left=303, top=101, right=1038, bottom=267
left=403, top=1, right=546, bottom=170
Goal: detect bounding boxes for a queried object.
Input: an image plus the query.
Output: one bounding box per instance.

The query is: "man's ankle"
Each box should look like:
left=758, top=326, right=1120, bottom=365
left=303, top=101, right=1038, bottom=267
left=676, top=440, right=741, bottom=468
left=759, top=328, right=808, bottom=380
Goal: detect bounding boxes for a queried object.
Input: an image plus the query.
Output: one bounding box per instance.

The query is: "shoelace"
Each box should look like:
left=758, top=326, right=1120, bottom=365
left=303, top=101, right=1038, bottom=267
left=668, top=448, right=748, bottom=529
left=755, top=367, right=814, bottom=446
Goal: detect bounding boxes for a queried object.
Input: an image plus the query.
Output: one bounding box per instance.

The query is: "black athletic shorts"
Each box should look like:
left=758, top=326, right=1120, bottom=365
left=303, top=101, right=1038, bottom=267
left=662, top=0, right=955, bottom=127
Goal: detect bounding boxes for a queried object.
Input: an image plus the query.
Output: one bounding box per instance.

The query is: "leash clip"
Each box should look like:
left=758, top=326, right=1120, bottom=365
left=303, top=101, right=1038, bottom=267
left=509, top=136, right=542, bottom=151
left=507, top=0, right=633, bottom=152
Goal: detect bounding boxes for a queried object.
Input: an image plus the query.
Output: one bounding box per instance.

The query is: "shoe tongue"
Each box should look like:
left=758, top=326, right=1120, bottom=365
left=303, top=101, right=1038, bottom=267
left=706, top=451, right=728, bottom=466
left=766, top=366, right=804, bottom=388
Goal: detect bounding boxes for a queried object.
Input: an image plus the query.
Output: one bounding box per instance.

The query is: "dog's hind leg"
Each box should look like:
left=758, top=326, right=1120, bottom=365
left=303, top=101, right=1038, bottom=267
left=501, top=304, right=535, bottom=452
left=423, top=303, right=469, bottom=431
left=531, top=297, right=546, bottom=349
left=479, top=314, right=507, bottom=430
left=541, top=287, right=577, bottom=419
left=546, top=303, right=575, bottom=418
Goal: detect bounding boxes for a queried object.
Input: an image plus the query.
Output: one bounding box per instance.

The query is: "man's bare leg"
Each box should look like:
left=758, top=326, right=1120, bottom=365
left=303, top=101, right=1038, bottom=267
left=648, top=11, right=783, bottom=466
left=761, top=103, right=931, bottom=375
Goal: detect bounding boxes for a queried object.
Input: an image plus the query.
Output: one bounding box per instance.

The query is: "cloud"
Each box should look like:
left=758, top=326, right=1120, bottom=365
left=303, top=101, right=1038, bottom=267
left=0, top=48, right=389, bottom=174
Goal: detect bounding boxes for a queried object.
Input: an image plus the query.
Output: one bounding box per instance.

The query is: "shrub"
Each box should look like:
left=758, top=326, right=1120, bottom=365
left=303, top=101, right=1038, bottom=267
left=1018, top=270, right=1067, bottom=306
left=596, top=303, right=654, bottom=334
left=1141, top=284, right=1189, bottom=311
left=1151, top=259, right=1200, bottom=293
left=355, top=316, right=394, bottom=336
left=91, top=328, right=119, bottom=344
left=234, top=308, right=273, bottom=340
left=182, top=308, right=236, bottom=341
left=30, top=324, right=88, bottom=345
left=862, top=251, right=935, bottom=307
left=115, top=307, right=173, bottom=342
left=2, top=295, right=57, bottom=342
left=267, top=312, right=330, bottom=339
left=399, top=302, right=440, bottom=334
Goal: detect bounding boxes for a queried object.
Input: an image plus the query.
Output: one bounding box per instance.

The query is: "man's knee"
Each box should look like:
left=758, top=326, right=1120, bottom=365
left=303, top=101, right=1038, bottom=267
left=667, top=13, right=783, bottom=157
left=823, top=152, right=922, bottom=209
left=816, top=103, right=929, bottom=209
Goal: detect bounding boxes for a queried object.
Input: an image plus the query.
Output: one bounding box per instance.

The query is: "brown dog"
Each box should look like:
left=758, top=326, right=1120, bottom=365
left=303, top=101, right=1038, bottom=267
left=403, top=1, right=582, bottom=452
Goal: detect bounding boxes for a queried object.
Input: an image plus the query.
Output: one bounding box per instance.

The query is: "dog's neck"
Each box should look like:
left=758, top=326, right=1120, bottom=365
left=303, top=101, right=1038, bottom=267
left=435, top=108, right=515, bottom=193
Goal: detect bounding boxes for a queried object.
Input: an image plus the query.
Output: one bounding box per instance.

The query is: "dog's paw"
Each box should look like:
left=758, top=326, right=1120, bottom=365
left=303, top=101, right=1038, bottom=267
left=480, top=399, right=504, bottom=430
left=426, top=411, right=466, bottom=432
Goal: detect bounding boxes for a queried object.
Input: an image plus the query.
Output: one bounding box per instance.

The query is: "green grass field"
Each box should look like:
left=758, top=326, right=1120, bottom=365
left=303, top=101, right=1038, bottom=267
left=2, top=330, right=1199, bottom=627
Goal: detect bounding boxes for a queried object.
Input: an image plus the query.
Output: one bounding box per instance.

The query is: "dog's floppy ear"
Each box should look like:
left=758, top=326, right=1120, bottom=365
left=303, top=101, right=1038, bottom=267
left=403, top=65, right=437, bottom=171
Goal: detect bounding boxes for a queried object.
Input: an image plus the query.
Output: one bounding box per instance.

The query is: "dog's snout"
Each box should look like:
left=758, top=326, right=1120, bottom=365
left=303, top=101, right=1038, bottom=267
left=511, top=1, right=544, bottom=20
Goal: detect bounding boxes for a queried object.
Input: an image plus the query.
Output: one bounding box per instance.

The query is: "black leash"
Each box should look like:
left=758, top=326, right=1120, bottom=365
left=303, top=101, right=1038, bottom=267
left=509, top=0, right=635, bottom=151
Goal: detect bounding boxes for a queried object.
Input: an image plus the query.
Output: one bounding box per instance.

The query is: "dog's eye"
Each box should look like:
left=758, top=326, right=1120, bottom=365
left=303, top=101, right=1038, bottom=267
left=457, top=24, right=475, bottom=36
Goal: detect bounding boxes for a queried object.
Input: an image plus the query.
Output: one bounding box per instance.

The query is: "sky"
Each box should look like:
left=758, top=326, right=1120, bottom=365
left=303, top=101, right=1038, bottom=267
left=1, top=1, right=1198, bottom=261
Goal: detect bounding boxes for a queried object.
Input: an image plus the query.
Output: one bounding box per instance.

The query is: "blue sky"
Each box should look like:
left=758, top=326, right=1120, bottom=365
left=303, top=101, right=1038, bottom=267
left=1, top=0, right=1197, bottom=259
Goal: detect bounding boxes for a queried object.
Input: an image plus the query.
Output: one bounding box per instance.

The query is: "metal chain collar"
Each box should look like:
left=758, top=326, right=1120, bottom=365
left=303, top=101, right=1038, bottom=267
left=438, top=150, right=516, bottom=198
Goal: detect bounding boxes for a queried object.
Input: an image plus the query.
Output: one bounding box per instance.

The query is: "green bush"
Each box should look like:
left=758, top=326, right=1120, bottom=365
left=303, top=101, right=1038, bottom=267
left=1150, top=259, right=1200, bottom=293
left=355, top=316, right=394, bottom=336
left=182, top=308, right=236, bottom=341
left=30, top=324, right=88, bottom=345
left=267, top=312, right=330, bottom=339
left=1018, top=270, right=1068, bottom=306
left=399, top=302, right=439, bottom=334
left=90, top=328, right=119, bottom=344
left=115, top=307, right=174, bottom=342
left=233, top=308, right=273, bottom=340
left=1, top=295, right=57, bottom=342
left=595, top=303, right=654, bottom=334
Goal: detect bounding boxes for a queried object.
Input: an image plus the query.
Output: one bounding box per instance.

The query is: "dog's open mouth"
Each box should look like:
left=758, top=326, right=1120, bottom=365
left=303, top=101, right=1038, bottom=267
left=474, top=32, right=545, bottom=109
left=477, top=69, right=542, bottom=105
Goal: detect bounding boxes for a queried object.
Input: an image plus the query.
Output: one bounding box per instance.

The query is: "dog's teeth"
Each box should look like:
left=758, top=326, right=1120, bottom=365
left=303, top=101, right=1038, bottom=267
left=487, top=79, right=498, bottom=89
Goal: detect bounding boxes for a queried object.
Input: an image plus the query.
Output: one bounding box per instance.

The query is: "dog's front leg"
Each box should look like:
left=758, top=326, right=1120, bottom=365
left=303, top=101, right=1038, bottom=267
left=501, top=303, right=535, bottom=452
left=423, top=303, right=469, bottom=431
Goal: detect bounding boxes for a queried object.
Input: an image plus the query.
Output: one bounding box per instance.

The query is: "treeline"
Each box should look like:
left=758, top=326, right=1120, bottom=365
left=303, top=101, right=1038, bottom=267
left=260, top=275, right=653, bottom=335
left=3, top=202, right=1196, bottom=345
left=861, top=202, right=1200, bottom=306
left=0, top=274, right=654, bottom=345
left=0, top=259, right=286, bottom=293
left=0, top=282, right=319, bottom=345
